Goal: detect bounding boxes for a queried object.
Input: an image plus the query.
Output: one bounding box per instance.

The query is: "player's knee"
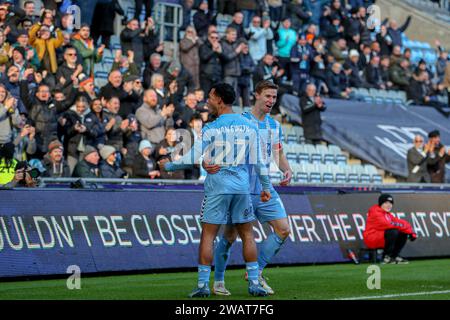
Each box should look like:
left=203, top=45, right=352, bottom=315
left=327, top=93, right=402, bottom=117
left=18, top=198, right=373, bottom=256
left=278, top=228, right=290, bottom=240
left=223, top=228, right=238, bottom=243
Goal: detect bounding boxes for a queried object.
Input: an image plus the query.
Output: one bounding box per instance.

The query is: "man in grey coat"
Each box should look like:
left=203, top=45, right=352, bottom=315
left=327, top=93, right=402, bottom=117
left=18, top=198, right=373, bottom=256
left=220, top=27, right=245, bottom=98
left=135, top=89, right=174, bottom=145
left=406, top=135, right=437, bottom=183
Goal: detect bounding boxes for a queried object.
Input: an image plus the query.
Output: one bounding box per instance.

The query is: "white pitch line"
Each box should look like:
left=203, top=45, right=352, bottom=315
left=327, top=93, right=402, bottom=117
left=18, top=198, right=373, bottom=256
left=336, top=289, right=450, bottom=300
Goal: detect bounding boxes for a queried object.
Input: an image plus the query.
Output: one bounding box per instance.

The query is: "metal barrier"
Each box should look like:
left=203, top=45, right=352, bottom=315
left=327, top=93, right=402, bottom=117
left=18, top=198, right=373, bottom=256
left=154, top=1, right=183, bottom=59
left=31, top=177, right=450, bottom=192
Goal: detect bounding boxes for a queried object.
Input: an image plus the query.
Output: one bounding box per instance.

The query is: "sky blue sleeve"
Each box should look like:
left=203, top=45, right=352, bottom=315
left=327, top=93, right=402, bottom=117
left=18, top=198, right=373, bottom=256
left=164, top=140, right=203, bottom=172
left=251, top=126, right=271, bottom=191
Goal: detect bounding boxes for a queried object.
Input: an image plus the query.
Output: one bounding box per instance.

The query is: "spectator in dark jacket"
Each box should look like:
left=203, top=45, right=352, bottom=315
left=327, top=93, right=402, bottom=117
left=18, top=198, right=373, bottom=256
left=143, top=53, right=166, bottom=90
left=427, top=130, right=450, bottom=183
left=376, top=24, right=393, bottom=56
left=290, top=33, right=313, bottom=95
left=61, top=96, right=93, bottom=174
left=386, top=16, right=412, bottom=48
left=173, top=93, right=198, bottom=129
left=221, top=27, right=244, bottom=97
left=253, top=53, right=285, bottom=85
left=155, top=128, right=185, bottom=180
left=41, top=140, right=71, bottom=177
left=287, top=0, right=311, bottom=32
left=163, top=61, right=195, bottom=105
left=343, top=49, right=369, bottom=88
left=99, top=145, right=126, bottom=178
left=238, top=43, right=255, bottom=107
left=227, top=11, right=246, bottom=40
left=389, top=58, right=412, bottom=91
left=20, top=80, right=68, bottom=157
left=99, top=70, right=141, bottom=115
left=379, top=55, right=393, bottom=89
left=132, top=139, right=160, bottom=179
left=323, top=14, right=344, bottom=42
left=365, top=55, right=385, bottom=89
left=325, top=62, right=352, bottom=99
left=103, top=96, right=130, bottom=152
left=1, top=65, right=26, bottom=114
left=142, top=17, right=164, bottom=64
left=300, top=83, right=326, bottom=145
left=84, top=98, right=108, bottom=149
left=72, top=145, right=101, bottom=178
left=91, top=0, right=124, bottom=48
left=199, top=31, right=224, bottom=95
left=134, top=0, right=153, bottom=20
left=193, top=1, right=214, bottom=39
left=406, top=135, right=433, bottom=183
left=55, top=46, right=84, bottom=97
left=120, top=19, right=145, bottom=68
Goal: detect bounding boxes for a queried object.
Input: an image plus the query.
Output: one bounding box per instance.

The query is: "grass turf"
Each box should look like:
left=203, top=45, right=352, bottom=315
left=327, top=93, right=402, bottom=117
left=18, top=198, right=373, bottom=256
left=0, top=259, right=449, bottom=300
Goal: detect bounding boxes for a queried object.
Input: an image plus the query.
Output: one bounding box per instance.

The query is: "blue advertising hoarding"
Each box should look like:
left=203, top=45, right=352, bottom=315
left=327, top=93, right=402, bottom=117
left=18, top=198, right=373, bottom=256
left=1, top=188, right=450, bottom=277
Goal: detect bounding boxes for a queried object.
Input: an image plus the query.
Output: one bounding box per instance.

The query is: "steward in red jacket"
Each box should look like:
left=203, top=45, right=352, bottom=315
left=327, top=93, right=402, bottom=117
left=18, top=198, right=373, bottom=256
left=363, top=194, right=417, bottom=264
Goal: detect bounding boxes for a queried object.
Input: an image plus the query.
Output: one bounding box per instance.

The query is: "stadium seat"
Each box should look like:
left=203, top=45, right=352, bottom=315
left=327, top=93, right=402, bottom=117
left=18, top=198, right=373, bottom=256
left=336, top=154, right=347, bottom=166
left=363, top=96, right=374, bottom=104
left=384, top=97, right=394, bottom=105
left=308, top=164, right=321, bottom=183
left=328, top=145, right=342, bottom=155
left=364, top=165, right=383, bottom=184
left=347, top=166, right=360, bottom=183
left=334, top=166, right=347, bottom=184
left=286, top=133, right=299, bottom=144
left=322, top=164, right=335, bottom=183
left=296, top=164, right=309, bottom=184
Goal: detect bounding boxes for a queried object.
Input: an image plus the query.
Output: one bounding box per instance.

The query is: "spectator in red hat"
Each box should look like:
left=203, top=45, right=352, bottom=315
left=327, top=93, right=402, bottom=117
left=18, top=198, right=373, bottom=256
left=363, top=194, right=417, bottom=264
left=77, top=74, right=96, bottom=104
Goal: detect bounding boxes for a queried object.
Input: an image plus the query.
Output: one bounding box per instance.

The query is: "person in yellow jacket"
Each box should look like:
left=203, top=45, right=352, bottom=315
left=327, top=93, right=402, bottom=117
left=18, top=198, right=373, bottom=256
left=0, top=142, right=17, bottom=185
left=28, top=23, right=64, bottom=74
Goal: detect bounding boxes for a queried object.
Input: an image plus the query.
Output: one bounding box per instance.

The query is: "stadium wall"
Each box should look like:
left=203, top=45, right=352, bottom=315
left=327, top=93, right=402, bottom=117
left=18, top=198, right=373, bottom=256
left=1, top=188, right=449, bottom=278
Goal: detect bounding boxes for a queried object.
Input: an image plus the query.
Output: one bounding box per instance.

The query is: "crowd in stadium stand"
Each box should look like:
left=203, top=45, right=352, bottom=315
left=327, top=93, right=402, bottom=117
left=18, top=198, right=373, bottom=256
left=0, top=0, right=450, bottom=184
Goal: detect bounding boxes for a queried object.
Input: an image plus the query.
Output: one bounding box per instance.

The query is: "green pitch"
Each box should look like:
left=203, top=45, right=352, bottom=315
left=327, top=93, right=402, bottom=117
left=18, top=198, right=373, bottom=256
left=1, top=259, right=449, bottom=300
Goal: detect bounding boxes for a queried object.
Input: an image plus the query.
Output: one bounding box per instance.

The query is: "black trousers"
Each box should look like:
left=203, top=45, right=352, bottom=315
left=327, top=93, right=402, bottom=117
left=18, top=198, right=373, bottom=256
left=134, top=0, right=154, bottom=20
left=384, top=229, right=408, bottom=258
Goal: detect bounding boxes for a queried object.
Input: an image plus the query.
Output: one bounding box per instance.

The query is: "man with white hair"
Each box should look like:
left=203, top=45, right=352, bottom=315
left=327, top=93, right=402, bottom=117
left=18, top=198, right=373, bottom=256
left=300, top=83, right=326, bottom=145
left=406, top=135, right=434, bottom=183
left=387, top=16, right=412, bottom=48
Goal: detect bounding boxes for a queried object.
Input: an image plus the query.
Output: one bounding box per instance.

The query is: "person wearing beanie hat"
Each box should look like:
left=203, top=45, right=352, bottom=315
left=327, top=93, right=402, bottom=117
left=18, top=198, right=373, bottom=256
left=133, top=139, right=160, bottom=179
left=99, top=145, right=126, bottom=178
left=77, top=73, right=96, bottom=103
left=11, top=46, right=29, bottom=71
left=42, top=140, right=71, bottom=178
left=72, top=146, right=101, bottom=178
left=99, top=145, right=116, bottom=161
left=363, top=194, right=417, bottom=264
left=47, top=140, right=63, bottom=154
left=13, top=31, right=40, bottom=70
left=378, top=193, right=394, bottom=206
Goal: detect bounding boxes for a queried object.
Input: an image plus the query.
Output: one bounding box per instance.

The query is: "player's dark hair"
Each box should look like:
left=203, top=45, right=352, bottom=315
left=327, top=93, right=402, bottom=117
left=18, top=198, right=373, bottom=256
left=255, top=80, right=278, bottom=94
left=210, top=83, right=235, bottom=105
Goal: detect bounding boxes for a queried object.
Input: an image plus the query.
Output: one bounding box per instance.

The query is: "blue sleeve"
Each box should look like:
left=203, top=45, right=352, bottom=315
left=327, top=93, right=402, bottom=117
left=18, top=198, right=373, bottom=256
left=251, top=126, right=271, bottom=191
left=165, top=140, right=203, bottom=172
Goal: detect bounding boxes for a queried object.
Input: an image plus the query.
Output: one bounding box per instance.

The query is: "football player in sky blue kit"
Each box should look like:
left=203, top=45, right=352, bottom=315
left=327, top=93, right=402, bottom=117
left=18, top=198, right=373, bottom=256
left=166, top=83, right=272, bottom=298
left=204, top=81, right=293, bottom=296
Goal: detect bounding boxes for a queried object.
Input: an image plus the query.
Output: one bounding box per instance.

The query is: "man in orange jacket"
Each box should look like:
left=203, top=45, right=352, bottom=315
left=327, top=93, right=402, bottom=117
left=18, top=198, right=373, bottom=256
left=363, top=194, right=417, bottom=264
